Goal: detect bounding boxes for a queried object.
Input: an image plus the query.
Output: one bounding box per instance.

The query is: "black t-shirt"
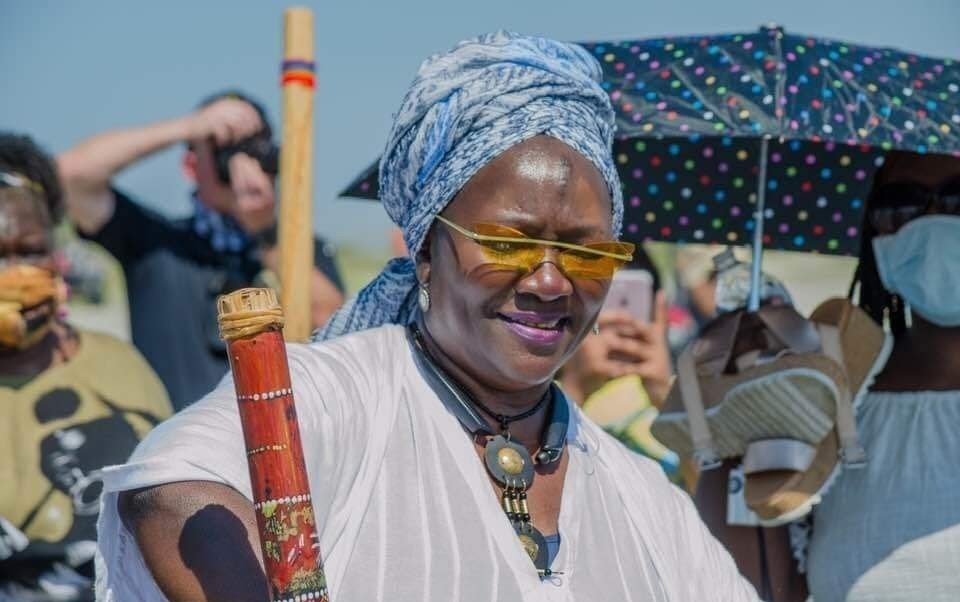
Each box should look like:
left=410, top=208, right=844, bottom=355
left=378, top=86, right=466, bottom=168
left=79, top=190, right=344, bottom=410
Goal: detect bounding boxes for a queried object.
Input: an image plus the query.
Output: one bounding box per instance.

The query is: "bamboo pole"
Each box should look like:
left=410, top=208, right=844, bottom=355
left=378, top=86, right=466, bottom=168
left=278, top=7, right=315, bottom=341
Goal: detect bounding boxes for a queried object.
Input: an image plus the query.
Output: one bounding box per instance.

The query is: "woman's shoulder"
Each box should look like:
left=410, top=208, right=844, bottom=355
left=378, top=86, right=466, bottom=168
left=575, top=406, right=704, bottom=528
left=292, top=325, right=412, bottom=395
left=574, top=406, right=758, bottom=598
left=229, top=324, right=414, bottom=429
left=73, top=328, right=158, bottom=381
left=573, top=405, right=673, bottom=487
left=75, top=327, right=143, bottom=358
left=72, top=327, right=173, bottom=416
left=107, top=326, right=413, bottom=501
left=302, top=323, right=409, bottom=364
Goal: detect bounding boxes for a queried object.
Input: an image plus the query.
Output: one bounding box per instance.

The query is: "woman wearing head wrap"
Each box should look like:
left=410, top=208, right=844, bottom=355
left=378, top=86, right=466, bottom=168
left=95, top=32, right=757, bottom=601
left=0, top=133, right=172, bottom=601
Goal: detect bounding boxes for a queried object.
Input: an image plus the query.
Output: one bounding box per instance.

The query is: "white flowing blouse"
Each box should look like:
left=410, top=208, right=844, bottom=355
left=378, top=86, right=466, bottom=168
left=95, top=325, right=757, bottom=602
left=807, top=390, right=960, bottom=601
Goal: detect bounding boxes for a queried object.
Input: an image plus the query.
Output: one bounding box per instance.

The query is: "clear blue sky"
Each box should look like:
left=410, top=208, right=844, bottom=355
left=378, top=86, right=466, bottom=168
left=3, top=0, right=958, bottom=252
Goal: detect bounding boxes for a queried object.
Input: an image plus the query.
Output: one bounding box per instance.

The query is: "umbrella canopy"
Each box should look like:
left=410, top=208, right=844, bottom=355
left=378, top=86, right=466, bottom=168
left=343, top=159, right=380, bottom=199
left=341, top=26, right=959, bottom=258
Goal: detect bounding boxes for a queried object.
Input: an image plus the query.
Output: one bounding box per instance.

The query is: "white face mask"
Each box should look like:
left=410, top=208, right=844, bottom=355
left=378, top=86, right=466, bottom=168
left=873, top=215, right=960, bottom=327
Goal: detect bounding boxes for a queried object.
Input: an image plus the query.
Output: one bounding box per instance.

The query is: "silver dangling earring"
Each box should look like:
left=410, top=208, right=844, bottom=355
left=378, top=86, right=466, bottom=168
left=418, top=282, right=431, bottom=313
left=592, top=323, right=600, bottom=335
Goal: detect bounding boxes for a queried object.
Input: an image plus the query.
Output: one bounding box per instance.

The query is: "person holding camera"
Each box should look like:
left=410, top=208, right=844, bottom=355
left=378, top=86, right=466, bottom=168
left=58, top=91, right=344, bottom=411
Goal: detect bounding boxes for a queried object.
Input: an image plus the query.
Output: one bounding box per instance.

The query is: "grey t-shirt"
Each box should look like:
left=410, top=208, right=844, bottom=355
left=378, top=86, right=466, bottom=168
left=80, top=190, right=343, bottom=410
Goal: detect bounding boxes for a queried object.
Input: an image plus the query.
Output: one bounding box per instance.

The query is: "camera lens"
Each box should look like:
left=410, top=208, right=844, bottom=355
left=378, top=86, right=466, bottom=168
left=214, top=136, right=279, bottom=184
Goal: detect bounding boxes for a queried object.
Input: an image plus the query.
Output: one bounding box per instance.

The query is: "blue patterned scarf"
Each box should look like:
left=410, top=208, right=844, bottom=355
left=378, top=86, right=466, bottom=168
left=316, top=31, right=623, bottom=341
left=191, top=193, right=250, bottom=254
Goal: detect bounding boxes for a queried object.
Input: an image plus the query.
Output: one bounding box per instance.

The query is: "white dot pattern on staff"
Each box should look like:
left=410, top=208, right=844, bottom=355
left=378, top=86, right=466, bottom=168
left=237, top=388, right=293, bottom=401
left=253, top=493, right=313, bottom=511
left=277, top=590, right=326, bottom=602
left=246, top=444, right=289, bottom=456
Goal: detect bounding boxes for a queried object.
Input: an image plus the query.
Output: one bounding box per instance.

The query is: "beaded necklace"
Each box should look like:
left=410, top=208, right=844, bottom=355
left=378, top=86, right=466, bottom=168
left=408, top=325, right=567, bottom=576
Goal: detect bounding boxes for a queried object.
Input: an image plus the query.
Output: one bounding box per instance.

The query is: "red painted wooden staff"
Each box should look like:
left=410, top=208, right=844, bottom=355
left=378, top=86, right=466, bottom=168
left=217, top=288, right=329, bottom=602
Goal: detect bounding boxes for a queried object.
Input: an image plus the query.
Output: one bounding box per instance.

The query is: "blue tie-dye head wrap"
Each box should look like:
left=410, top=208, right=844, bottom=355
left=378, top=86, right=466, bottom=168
left=316, top=31, right=623, bottom=341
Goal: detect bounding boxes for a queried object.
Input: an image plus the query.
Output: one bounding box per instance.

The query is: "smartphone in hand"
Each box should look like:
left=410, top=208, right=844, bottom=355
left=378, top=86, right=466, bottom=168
left=602, top=269, right=654, bottom=322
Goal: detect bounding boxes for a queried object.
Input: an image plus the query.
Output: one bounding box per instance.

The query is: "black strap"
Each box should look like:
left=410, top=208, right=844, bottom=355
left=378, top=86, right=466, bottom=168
left=408, top=325, right=490, bottom=434
left=756, top=526, right=774, bottom=601
left=406, top=324, right=568, bottom=465
left=470, top=387, right=550, bottom=432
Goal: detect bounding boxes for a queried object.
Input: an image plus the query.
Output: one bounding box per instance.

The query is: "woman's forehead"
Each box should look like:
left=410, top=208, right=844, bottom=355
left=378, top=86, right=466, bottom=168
left=513, top=145, right=572, bottom=187
left=0, top=191, right=51, bottom=237
left=446, top=136, right=612, bottom=234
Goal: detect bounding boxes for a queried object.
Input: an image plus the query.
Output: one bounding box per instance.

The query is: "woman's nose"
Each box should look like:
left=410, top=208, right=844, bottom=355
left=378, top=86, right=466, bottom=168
left=516, top=252, right=574, bottom=302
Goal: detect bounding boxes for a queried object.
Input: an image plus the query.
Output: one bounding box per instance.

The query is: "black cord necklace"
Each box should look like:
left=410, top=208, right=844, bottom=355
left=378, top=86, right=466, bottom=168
left=408, top=324, right=564, bottom=576
left=470, top=386, right=551, bottom=434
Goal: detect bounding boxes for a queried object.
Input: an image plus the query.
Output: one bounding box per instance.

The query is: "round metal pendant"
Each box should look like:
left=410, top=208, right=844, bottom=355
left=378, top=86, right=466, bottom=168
left=515, top=523, right=549, bottom=570
left=484, top=435, right=535, bottom=486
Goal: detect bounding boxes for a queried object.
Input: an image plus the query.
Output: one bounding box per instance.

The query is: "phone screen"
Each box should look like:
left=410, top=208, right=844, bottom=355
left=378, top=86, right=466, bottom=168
left=601, top=269, right=654, bottom=322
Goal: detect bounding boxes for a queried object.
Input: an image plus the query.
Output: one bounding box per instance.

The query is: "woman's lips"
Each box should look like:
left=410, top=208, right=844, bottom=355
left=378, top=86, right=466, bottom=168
left=497, top=311, right=569, bottom=346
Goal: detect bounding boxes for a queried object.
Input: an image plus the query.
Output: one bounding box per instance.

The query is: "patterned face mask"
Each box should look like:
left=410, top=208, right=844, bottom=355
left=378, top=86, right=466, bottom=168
left=0, top=264, right=65, bottom=350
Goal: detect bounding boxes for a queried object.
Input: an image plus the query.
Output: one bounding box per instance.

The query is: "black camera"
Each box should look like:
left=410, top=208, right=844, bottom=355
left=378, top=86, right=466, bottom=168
left=213, top=135, right=280, bottom=184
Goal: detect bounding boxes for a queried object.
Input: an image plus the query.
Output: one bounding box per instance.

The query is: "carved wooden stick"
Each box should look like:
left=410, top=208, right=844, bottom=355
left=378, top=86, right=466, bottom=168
left=218, top=288, right=329, bottom=602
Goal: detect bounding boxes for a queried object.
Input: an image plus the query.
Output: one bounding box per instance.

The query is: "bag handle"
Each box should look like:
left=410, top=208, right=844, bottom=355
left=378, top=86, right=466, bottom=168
left=691, top=310, right=744, bottom=377
left=755, top=305, right=821, bottom=355
left=694, top=305, right=817, bottom=380
left=677, top=346, right=721, bottom=470
left=816, top=324, right=867, bottom=467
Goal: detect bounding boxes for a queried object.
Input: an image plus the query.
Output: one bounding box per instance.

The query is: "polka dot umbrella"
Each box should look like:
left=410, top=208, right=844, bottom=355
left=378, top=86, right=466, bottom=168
left=341, top=25, right=960, bottom=306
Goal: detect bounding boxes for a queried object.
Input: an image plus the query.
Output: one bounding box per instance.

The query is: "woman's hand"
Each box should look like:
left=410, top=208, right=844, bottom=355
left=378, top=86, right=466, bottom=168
left=561, top=292, right=673, bottom=407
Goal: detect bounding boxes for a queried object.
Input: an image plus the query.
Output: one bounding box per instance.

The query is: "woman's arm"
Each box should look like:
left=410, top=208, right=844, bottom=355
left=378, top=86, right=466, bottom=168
left=118, top=481, right=270, bottom=602
left=694, top=460, right=809, bottom=602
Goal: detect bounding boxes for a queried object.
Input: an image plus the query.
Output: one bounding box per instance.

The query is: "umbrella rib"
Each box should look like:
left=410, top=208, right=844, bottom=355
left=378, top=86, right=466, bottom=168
left=845, top=77, right=881, bottom=135
left=714, top=46, right=744, bottom=127
left=825, top=61, right=861, bottom=140
left=771, top=29, right=786, bottom=138
left=669, top=67, right=732, bottom=132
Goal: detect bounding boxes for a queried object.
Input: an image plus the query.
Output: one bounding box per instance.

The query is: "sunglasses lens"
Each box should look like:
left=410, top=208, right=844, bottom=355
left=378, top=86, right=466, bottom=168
left=895, top=206, right=924, bottom=229
left=938, top=177, right=960, bottom=215
left=560, top=242, right=634, bottom=279
left=869, top=208, right=895, bottom=234
left=942, top=194, right=960, bottom=215
left=873, top=182, right=929, bottom=207
left=472, top=224, right=544, bottom=271
left=871, top=206, right=927, bottom=234
left=469, top=223, right=633, bottom=279
left=869, top=181, right=934, bottom=233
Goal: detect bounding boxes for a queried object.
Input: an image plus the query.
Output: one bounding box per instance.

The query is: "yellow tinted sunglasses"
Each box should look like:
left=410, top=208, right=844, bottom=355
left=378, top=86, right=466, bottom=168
left=436, top=216, right=634, bottom=280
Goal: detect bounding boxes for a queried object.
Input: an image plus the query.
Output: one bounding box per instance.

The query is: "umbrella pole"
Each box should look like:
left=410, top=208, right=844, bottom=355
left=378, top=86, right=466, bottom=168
left=747, top=137, right=770, bottom=312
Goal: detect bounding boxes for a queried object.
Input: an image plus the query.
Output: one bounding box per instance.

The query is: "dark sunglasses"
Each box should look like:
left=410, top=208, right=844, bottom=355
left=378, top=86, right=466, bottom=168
left=868, top=175, right=960, bottom=234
